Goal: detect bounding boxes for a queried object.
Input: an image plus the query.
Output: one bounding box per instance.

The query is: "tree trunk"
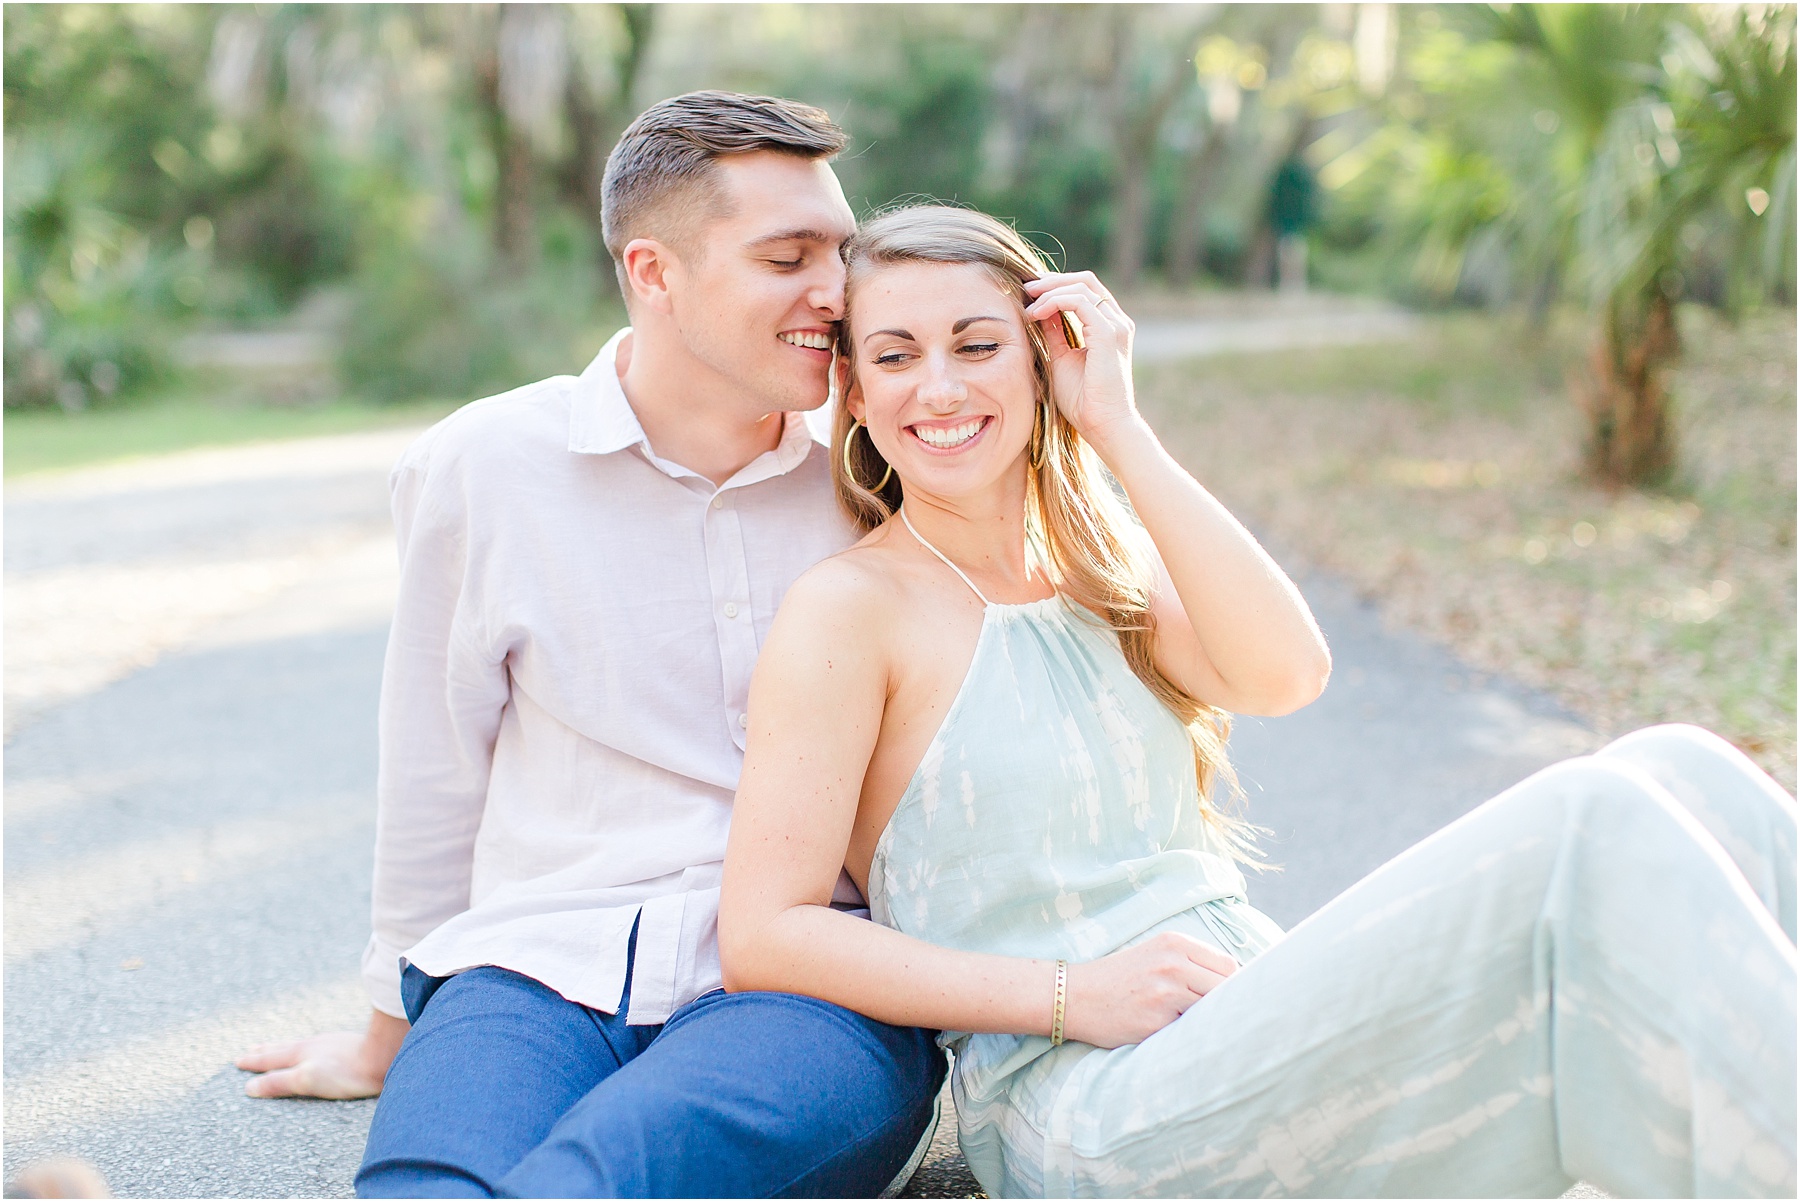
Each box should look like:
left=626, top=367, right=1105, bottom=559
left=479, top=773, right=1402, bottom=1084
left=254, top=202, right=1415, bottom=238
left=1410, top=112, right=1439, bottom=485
left=1101, top=8, right=1208, bottom=288
left=1108, top=163, right=1155, bottom=287
left=561, top=66, right=608, bottom=256
left=615, top=5, right=655, bottom=105
left=1576, top=288, right=1680, bottom=486
left=1166, top=126, right=1230, bottom=286
left=1525, top=261, right=1560, bottom=333
left=559, top=4, right=655, bottom=277
left=473, top=14, right=535, bottom=272
left=496, top=127, right=536, bottom=269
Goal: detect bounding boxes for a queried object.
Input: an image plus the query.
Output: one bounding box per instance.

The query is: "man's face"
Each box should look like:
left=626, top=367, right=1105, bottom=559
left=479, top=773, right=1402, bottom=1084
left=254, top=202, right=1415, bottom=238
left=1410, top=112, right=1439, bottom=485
left=664, top=152, right=857, bottom=415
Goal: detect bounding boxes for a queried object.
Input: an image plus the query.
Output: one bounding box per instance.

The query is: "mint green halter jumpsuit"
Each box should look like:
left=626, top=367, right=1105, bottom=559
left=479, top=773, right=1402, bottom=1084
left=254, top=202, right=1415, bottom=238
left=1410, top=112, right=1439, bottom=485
left=867, top=509, right=1797, bottom=1198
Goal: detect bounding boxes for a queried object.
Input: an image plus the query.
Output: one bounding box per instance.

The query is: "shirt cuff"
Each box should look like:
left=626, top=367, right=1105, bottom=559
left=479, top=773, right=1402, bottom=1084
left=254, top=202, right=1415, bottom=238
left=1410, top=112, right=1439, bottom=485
left=361, top=934, right=410, bottom=1020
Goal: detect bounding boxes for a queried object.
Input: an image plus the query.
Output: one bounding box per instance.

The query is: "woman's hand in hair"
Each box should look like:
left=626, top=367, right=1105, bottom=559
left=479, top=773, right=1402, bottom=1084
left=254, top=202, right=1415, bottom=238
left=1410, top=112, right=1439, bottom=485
left=1063, top=931, right=1238, bottom=1049
left=1022, top=271, right=1142, bottom=450
left=1024, top=274, right=1332, bottom=718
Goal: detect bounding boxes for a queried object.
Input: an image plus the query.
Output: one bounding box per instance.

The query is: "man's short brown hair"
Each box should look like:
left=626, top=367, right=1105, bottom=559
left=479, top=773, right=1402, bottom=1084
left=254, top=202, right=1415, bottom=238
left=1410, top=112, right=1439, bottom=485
left=601, top=90, right=848, bottom=297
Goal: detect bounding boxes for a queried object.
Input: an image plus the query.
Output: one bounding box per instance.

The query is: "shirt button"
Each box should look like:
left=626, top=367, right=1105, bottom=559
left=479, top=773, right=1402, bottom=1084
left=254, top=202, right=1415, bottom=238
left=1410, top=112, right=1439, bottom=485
left=724, top=602, right=739, bottom=619
left=711, top=496, right=724, bottom=510
left=737, top=714, right=749, bottom=729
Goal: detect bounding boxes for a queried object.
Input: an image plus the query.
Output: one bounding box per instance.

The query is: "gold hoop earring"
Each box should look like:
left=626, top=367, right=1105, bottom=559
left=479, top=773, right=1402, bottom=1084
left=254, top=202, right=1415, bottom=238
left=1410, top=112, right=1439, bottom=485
left=1030, top=403, right=1050, bottom=471
left=844, top=419, right=894, bottom=491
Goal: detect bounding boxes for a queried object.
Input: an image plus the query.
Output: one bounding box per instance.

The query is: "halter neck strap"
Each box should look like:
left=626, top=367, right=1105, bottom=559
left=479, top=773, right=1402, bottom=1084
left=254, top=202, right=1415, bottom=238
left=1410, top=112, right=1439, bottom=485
left=899, top=506, right=992, bottom=607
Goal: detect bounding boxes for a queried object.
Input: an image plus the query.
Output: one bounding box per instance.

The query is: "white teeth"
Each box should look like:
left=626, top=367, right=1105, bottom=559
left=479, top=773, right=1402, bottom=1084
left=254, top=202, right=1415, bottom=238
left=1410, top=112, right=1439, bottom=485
left=778, top=331, right=834, bottom=350
left=913, top=419, right=984, bottom=449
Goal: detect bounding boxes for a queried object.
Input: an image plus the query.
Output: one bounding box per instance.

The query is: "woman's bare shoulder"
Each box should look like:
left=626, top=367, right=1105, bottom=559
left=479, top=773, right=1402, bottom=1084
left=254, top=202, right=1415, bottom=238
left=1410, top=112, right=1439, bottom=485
left=778, top=525, right=913, bottom=630
left=757, top=529, right=914, bottom=697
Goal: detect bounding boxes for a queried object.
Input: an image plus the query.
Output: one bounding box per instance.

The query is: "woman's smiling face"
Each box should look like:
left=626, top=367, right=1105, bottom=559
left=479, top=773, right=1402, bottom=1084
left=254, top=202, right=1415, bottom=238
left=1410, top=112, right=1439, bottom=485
left=846, top=260, right=1039, bottom=500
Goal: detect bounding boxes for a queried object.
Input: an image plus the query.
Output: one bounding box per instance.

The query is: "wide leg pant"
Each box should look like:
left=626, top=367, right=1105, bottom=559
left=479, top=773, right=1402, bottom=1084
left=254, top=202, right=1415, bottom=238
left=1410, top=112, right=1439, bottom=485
left=1028, top=725, right=1796, bottom=1197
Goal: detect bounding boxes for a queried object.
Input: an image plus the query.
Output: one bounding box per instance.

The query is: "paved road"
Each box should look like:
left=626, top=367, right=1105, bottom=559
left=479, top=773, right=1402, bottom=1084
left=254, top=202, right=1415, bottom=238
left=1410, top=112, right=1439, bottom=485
left=6, top=433, right=409, bottom=1198
left=4, top=351, right=1599, bottom=1197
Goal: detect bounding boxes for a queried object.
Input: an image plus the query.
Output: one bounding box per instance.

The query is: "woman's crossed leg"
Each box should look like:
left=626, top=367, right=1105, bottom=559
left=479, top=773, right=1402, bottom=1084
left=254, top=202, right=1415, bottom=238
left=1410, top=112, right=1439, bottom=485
left=1043, top=725, right=1796, bottom=1198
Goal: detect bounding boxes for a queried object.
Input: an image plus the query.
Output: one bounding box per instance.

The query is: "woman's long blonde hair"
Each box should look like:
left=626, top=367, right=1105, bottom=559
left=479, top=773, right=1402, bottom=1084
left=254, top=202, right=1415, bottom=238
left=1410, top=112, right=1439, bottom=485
left=833, top=205, right=1258, bottom=861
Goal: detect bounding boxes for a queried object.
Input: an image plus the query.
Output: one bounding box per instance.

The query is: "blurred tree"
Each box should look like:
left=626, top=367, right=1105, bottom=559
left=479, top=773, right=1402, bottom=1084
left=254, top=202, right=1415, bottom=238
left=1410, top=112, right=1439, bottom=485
left=1095, top=6, right=1218, bottom=288
left=1493, top=3, right=1795, bottom=485
left=7, top=2, right=1790, bottom=424
left=1167, top=30, right=1270, bottom=286
left=827, top=10, right=995, bottom=213
left=1237, top=16, right=1356, bottom=288
left=474, top=5, right=549, bottom=268
left=5, top=6, right=212, bottom=408
left=1325, top=3, right=1793, bottom=487
left=559, top=5, right=655, bottom=275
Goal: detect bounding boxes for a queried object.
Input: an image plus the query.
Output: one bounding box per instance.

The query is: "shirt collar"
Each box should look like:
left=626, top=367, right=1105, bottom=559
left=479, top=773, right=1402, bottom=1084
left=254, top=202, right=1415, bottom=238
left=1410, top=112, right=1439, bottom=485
left=567, top=327, right=830, bottom=483
left=568, top=328, right=649, bottom=456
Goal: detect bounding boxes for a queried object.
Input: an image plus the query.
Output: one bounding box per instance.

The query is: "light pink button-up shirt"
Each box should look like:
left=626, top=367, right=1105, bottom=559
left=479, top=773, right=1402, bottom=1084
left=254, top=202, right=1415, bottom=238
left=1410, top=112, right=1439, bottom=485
left=361, top=329, right=857, bottom=1022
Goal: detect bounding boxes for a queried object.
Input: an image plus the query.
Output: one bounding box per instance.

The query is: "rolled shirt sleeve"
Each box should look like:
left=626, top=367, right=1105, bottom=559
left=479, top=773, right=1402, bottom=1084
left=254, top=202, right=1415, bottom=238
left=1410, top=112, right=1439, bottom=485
left=362, top=447, right=509, bottom=1017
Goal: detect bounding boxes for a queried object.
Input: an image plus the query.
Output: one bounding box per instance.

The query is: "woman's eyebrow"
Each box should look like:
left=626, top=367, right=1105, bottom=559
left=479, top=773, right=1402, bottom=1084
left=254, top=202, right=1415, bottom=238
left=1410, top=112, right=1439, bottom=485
left=863, top=316, right=1005, bottom=343
left=860, top=314, right=1008, bottom=341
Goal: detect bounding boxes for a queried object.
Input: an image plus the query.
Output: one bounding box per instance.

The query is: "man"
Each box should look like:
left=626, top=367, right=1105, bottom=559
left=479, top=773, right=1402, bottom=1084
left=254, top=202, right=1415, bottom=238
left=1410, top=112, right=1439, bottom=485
left=236, top=91, right=946, bottom=1197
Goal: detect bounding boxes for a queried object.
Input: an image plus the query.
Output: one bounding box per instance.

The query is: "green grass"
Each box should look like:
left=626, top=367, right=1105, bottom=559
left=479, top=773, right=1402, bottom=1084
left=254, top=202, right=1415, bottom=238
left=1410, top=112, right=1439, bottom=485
left=5, top=392, right=463, bottom=478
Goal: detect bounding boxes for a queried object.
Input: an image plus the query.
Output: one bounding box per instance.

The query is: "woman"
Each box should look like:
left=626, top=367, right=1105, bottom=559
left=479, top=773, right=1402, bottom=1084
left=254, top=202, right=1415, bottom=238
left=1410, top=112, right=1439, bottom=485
left=718, top=206, right=1796, bottom=1198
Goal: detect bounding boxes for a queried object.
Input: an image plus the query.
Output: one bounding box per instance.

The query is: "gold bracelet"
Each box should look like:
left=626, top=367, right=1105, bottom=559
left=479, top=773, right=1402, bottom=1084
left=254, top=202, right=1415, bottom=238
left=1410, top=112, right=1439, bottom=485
left=1051, top=959, right=1068, bottom=1046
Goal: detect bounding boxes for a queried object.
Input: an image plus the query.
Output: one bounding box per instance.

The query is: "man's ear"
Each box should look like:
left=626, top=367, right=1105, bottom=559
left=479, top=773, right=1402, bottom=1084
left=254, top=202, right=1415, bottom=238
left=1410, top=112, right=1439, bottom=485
left=621, top=238, right=679, bottom=315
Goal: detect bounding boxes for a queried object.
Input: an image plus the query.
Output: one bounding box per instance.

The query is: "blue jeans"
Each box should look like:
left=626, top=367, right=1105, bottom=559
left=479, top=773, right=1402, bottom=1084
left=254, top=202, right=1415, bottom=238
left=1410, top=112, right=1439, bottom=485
left=357, top=955, right=946, bottom=1198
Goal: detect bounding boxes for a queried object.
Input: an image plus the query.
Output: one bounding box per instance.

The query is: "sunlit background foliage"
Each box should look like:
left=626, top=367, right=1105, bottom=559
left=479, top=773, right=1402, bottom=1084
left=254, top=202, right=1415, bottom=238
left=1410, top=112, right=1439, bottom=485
left=5, top=4, right=1793, bottom=482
